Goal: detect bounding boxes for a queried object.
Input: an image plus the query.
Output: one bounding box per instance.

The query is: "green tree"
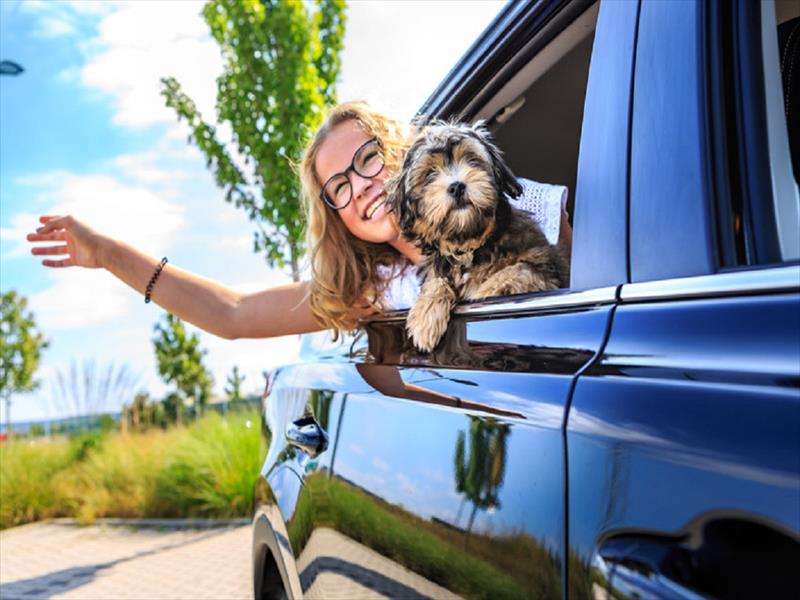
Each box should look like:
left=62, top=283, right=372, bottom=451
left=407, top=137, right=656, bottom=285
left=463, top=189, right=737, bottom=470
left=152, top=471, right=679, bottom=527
left=0, top=291, right=49, bottom=435
left=224, top=365, right=246, bottom=404
left=152, top=314, right=214, bottom=421
left=454, top=416, right=511, bottom=541
left=161, top=0, right=346, bottom=281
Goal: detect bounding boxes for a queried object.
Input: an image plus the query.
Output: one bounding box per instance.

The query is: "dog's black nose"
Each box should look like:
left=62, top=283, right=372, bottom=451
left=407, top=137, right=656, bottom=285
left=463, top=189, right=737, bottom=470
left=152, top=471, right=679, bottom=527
left=448, top=181, right=466, bottom=200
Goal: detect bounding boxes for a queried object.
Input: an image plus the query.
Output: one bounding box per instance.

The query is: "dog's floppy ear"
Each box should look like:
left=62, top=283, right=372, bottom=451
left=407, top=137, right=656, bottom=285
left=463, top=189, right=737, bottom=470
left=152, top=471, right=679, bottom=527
left=387, top=137, right=426, bottom=238
left=470, top=122, right=522, bottom=199
left=385, top=167, right=418, bottom=238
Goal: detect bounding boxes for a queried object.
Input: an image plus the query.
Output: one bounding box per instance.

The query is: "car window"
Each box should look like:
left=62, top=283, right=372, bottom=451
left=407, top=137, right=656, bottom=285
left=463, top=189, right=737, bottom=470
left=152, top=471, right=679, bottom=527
left=478, top=4, right=598, bottom=230
left=466, top=3, right=602, bottom=295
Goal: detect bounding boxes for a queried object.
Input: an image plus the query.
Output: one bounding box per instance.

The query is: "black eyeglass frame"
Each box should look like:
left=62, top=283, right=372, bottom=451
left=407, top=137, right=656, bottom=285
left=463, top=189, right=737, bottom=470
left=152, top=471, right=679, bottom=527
left=319, top=137, right=385, bottom=210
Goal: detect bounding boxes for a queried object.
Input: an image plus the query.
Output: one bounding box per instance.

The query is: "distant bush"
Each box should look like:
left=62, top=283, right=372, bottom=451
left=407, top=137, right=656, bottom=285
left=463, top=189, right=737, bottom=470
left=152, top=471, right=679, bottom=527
left=0, top=410, right=266, bottom=529
left=0, top=437, right=73, bottom=528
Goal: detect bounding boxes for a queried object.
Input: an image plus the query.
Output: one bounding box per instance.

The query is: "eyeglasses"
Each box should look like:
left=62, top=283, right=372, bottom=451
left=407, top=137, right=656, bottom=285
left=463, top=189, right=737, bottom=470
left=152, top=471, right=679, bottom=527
left=319, top=138, right=385, bottom=210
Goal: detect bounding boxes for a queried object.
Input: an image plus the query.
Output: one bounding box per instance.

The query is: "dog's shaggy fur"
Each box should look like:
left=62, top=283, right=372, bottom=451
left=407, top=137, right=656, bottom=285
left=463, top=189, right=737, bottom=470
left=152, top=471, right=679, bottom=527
left=387, top=121, right=569, bottom=352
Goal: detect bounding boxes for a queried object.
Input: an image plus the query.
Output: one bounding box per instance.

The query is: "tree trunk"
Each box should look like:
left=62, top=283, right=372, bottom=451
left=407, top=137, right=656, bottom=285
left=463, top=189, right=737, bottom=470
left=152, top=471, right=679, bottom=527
left=464, top=503, right=479, bottom=548
left=3, top=392, right=12, bottom=440
left=290, top=245, right=300, bottom=283
left=455, top=498, right=466, bottom=528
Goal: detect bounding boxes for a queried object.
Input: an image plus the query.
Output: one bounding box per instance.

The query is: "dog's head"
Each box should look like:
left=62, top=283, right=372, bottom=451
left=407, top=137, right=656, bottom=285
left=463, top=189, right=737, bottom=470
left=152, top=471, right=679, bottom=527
left=387, top=121, right=522, bottom=256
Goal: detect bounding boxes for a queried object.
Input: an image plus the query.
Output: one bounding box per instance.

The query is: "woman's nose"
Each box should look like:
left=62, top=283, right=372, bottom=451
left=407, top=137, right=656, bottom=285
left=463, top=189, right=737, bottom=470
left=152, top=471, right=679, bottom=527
left=349, top=170, right=373, bottom=200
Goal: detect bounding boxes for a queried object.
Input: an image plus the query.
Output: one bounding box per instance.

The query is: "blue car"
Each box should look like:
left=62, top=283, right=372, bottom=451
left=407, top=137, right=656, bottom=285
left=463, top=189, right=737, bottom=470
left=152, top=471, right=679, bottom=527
left=253, top=1, right=800, bottom=598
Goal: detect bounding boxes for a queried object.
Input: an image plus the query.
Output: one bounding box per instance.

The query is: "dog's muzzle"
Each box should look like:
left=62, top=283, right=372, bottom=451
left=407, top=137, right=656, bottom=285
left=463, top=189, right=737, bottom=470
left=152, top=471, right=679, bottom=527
left=448, top=181, right=467, bottom=207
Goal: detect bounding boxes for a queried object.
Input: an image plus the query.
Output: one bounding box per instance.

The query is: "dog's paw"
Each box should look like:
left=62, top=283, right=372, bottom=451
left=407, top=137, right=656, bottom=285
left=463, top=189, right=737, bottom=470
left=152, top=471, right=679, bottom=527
left=407, top=306, right=449, bottom=352
left=406, top=278, right=456, bottom=352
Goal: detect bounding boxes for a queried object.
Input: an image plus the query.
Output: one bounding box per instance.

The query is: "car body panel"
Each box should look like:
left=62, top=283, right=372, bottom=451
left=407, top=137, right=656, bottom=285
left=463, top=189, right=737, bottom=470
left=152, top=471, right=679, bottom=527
left=567, top=278, right=800, bottom=598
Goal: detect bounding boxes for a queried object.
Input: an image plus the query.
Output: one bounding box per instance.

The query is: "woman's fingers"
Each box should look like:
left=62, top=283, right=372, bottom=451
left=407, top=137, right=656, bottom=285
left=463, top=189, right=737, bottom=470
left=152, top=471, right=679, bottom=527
left=31, top=244, right=69, bottom=256
left=27, top=231, right=66, bottom=242
left=37, top=215, right=71, bottom=234
left=41, top=258, right=75, bottom=268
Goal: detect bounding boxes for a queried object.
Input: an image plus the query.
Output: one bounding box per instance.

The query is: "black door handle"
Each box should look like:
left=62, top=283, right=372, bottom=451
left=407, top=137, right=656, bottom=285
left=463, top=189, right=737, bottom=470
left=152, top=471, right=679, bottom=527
left=285, top=416, right=329, bottom=458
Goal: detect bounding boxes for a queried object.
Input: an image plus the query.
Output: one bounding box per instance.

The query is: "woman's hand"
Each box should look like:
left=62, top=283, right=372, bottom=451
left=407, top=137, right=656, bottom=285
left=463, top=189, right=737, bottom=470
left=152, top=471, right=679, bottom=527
left=27, top=215, right=105, bottom=269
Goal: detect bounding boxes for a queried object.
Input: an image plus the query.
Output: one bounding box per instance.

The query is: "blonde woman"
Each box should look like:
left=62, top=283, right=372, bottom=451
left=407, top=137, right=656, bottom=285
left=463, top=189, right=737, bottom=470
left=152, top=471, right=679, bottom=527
left=26, top=101, right=570, bottom=340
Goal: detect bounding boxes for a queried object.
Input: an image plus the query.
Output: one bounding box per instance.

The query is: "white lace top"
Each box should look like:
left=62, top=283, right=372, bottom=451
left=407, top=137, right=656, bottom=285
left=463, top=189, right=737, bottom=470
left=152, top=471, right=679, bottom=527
left=381, top=178, right=568, bottom=310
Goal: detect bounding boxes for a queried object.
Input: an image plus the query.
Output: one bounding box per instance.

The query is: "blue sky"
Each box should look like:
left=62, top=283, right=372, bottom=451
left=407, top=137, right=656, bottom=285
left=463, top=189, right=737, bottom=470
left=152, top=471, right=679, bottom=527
left=0, top=0, right=504, bottom=423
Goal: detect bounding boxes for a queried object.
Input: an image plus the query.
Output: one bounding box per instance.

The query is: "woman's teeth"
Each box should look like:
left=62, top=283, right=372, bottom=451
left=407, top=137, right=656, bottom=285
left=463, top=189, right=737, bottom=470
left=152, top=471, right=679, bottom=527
left=365, top=197, right=385, bottom=219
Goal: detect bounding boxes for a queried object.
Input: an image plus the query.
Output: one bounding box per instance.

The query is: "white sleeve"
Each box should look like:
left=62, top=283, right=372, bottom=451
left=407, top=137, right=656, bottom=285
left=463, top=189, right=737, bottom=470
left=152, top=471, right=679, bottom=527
left=507, top=178, right=568, bottom=245
left=379, top=264, right=420, bottom=311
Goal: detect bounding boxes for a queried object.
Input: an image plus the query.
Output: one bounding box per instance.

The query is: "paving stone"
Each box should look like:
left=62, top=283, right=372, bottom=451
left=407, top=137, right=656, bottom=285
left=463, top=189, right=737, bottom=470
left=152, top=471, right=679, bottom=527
left=0, top=520, right=251, bottom=600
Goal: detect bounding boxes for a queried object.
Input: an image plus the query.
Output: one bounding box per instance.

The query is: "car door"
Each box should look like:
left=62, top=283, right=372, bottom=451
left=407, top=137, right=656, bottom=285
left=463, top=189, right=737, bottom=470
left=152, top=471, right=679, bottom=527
left=566, top=1, right=800, bottom=598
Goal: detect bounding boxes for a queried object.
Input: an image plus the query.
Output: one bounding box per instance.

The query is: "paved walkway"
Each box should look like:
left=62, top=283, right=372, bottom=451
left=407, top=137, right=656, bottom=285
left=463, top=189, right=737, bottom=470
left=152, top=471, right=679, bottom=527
left=0, top=519, right=252, bottom=600
left=1, top=520, right=463, bottom=600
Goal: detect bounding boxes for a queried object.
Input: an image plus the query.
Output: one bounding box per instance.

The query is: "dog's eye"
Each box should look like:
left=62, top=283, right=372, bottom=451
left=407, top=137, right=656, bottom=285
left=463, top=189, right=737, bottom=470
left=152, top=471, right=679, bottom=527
left=462, top=154, right=485, bottom=169
left=423, top=168, right=438, bottom=184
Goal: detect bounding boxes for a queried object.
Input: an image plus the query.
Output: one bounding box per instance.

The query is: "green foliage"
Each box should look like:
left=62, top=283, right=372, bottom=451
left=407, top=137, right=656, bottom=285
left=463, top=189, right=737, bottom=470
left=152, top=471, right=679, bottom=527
left=224, top=365, right=245, bottom=403
left=454, top=417, right=510, bottom=537
left=68, top=431, right=105, bottom=462
left=0, top=410, right=266, bottom=529
left=0, top=291, right=49, bottom=426
left=152, top=314, right=214, bottom=418
left=98, top=414, right=117, bottom=433
left=0, top=437, right=73, bottom=528
left=152, top=412, right=265, bottom=517
left=161, top=0, right=346, bottom=281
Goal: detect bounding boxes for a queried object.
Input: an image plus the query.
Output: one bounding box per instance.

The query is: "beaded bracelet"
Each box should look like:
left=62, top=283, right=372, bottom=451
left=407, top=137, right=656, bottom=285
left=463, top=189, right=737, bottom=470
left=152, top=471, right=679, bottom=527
left=144, top=257, right=168, bottom=304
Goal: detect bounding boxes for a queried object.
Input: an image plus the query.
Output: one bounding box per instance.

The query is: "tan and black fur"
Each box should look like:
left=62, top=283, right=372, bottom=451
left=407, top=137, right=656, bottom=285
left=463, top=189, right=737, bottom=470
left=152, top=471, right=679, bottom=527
left=387, top=121, right=568, bottom=352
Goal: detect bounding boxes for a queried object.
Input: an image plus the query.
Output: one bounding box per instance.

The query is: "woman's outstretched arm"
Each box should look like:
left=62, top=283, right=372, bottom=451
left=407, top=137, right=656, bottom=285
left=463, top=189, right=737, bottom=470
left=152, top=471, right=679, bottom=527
left=27, top=215, right=323, bottom=340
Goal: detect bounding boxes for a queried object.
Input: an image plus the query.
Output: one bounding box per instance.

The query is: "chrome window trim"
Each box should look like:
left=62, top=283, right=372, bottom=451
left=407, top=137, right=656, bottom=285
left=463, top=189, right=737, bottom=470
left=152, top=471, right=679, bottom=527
left=370, top=286, right=619, bottom=322
left=621, top=265, right=800, bottom=302
left=760, top=1, right=800, bottom=260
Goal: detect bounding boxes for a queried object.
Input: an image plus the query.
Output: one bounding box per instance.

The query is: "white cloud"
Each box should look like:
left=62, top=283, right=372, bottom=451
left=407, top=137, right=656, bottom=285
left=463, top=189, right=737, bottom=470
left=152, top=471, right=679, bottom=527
left=66, top=0, right=117, bottom=16
left=8, top=172, right=185, bottom=259
left=34, top=16, right=76, bottom=38
left=340, top=1, right=505, bottom=120
left=112, top=151, right=190, bottom=185
left=78, top=1, right=221, bottom=128
left=28, top=269, right=135, bottom=330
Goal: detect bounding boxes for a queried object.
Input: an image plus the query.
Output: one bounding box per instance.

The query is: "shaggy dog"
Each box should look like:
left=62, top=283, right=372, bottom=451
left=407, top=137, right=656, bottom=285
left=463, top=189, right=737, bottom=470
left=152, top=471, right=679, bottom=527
left=387, top=121, right=569, bottom=352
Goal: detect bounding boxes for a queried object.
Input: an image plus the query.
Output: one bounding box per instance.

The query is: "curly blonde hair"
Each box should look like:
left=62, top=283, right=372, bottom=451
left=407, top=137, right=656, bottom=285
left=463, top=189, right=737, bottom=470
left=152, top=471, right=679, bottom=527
left=300, top=101, right=411, bottom=334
